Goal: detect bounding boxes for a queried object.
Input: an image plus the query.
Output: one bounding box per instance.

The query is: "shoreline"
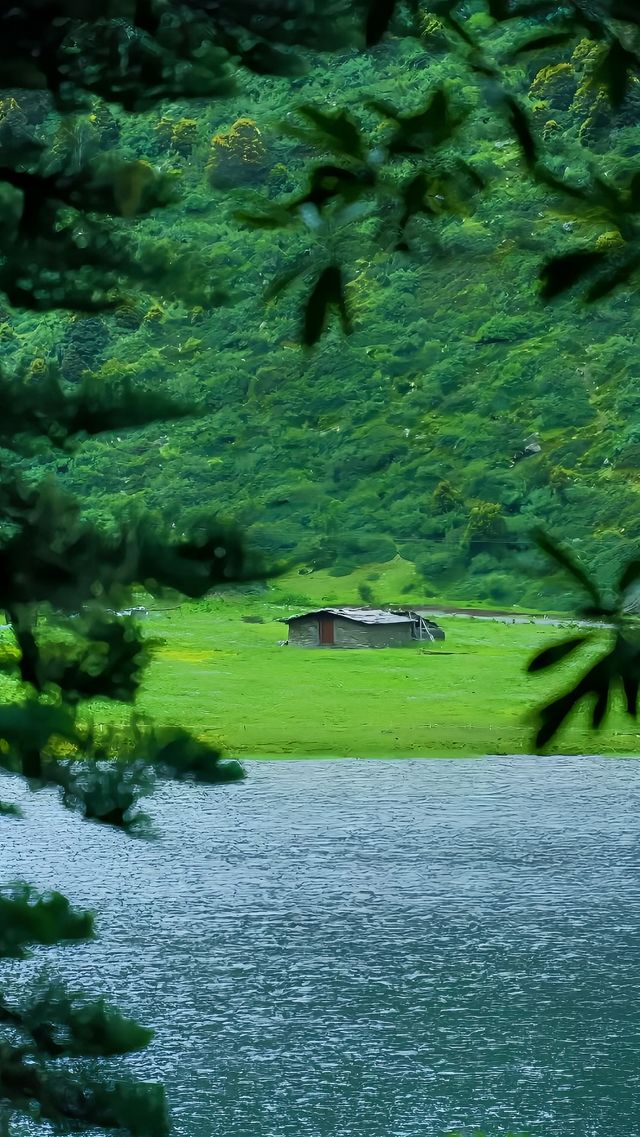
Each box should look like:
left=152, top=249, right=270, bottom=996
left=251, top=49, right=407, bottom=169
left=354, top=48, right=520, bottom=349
left=236, top=751, right=640, bottom=762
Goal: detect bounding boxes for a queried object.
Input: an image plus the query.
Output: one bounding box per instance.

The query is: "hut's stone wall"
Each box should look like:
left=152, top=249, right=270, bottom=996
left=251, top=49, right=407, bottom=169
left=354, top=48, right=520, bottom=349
left=334, top=619, right=413, bottom=647
left=287, top=615, right=414, bottom=648
left=288, top=617, right=321, bottom=647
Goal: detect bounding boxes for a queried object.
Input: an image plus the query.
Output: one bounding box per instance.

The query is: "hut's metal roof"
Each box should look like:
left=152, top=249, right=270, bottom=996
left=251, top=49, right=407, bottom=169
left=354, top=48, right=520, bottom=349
left=281, top=607, right=415, bottom=625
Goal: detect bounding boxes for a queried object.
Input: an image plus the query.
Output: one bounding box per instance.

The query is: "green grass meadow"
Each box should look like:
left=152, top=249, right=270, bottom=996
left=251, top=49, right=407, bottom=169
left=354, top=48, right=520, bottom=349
left=134, top=593, right=640, bottom=759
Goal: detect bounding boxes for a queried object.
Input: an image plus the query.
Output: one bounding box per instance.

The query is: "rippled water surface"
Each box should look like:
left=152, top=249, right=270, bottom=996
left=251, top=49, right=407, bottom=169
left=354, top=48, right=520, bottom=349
left=2, top=757, right=640, bottom=1137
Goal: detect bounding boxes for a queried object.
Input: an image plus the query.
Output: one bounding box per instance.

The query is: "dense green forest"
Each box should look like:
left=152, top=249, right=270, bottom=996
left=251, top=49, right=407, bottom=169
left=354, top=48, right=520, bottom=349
left=6, top=5, right=640, bottom=609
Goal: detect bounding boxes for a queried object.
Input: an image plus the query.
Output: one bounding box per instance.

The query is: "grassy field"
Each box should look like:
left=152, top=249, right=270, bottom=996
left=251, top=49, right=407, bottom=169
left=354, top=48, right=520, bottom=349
left=131, top=589, right=640, bottom=759
left=0, top=561, right=631, bottom=759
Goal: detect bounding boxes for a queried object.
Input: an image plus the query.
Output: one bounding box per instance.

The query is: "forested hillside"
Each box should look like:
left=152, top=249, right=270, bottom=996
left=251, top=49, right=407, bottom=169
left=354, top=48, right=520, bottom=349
left=6, top=6, right=640, bottom=609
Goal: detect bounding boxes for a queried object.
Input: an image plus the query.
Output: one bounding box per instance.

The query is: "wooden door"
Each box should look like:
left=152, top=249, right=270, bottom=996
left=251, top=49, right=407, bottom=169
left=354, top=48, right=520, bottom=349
left=318, top=616, right=335, bottom=645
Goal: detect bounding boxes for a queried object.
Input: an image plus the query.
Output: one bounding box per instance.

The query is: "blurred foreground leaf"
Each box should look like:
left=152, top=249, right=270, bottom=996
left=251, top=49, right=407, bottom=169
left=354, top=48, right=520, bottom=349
left=529, top=534, right=640, bottom=748
left=0, top=886, right=93, bottom=960
left=303, top=264, right=351, bottom=345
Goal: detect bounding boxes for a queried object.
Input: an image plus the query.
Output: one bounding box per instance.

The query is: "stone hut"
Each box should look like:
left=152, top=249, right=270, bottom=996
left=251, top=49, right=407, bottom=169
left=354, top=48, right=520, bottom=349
left=280, top=608, right=444, bottom=648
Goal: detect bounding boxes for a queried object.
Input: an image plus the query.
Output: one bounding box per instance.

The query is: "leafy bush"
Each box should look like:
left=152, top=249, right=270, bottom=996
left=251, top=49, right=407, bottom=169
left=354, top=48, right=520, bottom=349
left=272, top=591, right=312, bottom=607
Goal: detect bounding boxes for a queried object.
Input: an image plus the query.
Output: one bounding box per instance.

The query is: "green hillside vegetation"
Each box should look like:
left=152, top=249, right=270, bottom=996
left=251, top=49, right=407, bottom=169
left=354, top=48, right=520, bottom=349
left=5, top=7, right=640, bottom=609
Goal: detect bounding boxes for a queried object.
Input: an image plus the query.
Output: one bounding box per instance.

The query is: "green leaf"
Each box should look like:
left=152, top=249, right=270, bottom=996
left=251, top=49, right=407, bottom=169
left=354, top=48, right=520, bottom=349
left=242, top=43, right=307, bottom=77
left=382, top=89, right=463, bottom=155
left=296, top=106, right=365, bottom=161
left=20, top=984, right=155, bottom=1056
left=53, top=758, right=154, bottom=831
left=592, top=684, right=610, bottom=728
left=505, top=97, right=537, bottom=168
left=539, top=251, right=607, bottom=299
left=580, top=604, right=616, bottom=620
left=511, top=30, right=574, bottom=55
left=0, top=885, right=93, bottom=959
left=233, top=205, right=294, bottom=230
left=300, top=164, right=375, bottom=211
left=302, top=264, right=350, bottom=346
left=152, top=728, right=245, bottom=784
left=629, top=171, right=640, bottom=211
left=535, top=166, right=588, bottom=202
left=535, top=690, right=580, bottom=749
left=367, top=97, right=398, bottom=119
left=366, top=0, right=398, bottom=45
left=264, top=262, right=308, bottom=302
left=623, top=676, right=639, bottom=717
left=572, top=8, right=609, bottom=40
left=532, top=641, right=635, bottom=748
left=0, top=800, right=22, bottom=817
left=398, top=172, right=434, bottom=230
left=486, top=0, right=509, bottom=17
left=303, top=268, right=334, bottom=347
left=527, top=635, right=590, bottom=673
left=610, top=0, right=640, bottom=19
left=619, top=559, right=640, bottom=593
left=591, top=174, right=626, bottom=219
left=533, top=530, right=602, bottom=606
left=595, top=38, right=638, bottom=107
left=88, top=1076, right=169, bottom=1136
left=585, top=258, right=637, bottom=303
left=439, top=10, right=476, bottom=46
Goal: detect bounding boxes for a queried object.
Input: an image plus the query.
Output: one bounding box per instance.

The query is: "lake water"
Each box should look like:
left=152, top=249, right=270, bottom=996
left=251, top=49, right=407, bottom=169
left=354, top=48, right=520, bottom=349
left=2, top=757, right=640, bottom=1137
